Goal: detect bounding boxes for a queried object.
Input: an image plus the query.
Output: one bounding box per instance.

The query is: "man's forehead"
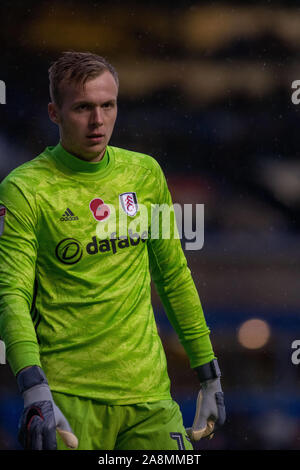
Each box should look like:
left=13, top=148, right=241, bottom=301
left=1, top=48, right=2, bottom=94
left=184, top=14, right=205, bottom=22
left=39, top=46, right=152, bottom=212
left=61, top=72, right=118, bottom=102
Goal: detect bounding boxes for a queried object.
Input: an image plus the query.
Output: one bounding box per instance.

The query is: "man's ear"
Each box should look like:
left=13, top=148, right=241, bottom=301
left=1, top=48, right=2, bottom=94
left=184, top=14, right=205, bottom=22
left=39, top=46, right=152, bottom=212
left=48, top=102, right=60, bottom=125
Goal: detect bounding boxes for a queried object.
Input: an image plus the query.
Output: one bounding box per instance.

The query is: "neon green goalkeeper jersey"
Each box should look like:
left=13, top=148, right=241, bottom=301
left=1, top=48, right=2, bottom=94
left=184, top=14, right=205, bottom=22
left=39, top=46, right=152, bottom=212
left=0, top=143, right=214, bottom=403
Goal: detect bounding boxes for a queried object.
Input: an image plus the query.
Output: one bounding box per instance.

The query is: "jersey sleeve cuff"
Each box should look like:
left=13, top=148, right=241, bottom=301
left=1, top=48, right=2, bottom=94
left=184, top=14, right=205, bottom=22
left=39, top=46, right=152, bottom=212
left=6, top=341, right=41, bottom=376
left=181, top=334, right=216, bottom=368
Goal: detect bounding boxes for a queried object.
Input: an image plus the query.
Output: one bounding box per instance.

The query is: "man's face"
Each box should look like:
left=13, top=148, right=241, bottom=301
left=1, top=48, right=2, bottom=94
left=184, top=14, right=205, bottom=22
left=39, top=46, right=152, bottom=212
left=48, top=71, right=118, bottom=162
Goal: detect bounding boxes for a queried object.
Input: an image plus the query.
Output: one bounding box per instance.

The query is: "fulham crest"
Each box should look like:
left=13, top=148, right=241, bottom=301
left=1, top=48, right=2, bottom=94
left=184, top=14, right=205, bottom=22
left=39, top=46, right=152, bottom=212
left=119, top=192, right=138, bottom=217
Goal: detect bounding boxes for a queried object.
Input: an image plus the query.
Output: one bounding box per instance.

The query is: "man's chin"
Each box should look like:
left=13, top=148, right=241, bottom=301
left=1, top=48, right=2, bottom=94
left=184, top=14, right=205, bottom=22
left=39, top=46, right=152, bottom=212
left=78, top=144, right=106, bottom=162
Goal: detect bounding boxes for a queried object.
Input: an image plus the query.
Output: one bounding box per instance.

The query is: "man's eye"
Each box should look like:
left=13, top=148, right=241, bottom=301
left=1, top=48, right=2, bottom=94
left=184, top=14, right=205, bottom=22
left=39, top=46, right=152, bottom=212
left=77, top=104, right=88, bottom=110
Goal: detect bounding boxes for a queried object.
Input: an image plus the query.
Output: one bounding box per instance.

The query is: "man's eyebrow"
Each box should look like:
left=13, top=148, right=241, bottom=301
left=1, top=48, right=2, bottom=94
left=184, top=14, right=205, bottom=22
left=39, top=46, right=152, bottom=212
left=101, top=99, right=117, bottom=105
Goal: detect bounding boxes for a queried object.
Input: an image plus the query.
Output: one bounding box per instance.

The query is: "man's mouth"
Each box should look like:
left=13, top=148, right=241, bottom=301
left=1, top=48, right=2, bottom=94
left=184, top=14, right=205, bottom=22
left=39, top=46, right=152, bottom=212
left=86, top=134, right=105, bottom=142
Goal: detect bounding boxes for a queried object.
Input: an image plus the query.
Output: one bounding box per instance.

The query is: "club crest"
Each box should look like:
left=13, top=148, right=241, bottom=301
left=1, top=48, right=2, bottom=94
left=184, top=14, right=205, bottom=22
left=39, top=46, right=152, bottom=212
left=119, top=192, right=138, bottom=217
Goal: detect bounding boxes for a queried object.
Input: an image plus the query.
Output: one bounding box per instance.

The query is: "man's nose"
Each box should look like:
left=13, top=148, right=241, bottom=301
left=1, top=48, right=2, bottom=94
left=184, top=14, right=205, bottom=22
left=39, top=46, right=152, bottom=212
left=90, top=107, right=104, bottom=126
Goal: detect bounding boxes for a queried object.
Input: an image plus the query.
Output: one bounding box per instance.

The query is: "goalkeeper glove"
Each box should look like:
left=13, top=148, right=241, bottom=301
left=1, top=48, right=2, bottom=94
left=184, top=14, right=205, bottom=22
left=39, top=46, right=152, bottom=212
left=17, top=365, right=78, bottom=450
left=186, top=359, right=226, bottom=441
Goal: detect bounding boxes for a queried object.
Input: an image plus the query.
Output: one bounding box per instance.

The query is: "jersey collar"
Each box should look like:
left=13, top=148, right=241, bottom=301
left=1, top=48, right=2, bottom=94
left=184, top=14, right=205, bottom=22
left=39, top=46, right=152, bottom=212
left=51, top=141, right=109, bottom=174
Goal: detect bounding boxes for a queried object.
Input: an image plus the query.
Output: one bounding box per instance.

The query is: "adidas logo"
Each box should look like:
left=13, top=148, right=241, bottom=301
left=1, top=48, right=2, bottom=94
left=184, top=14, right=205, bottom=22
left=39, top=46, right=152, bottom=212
left=60, top=208, right=79, bottom=222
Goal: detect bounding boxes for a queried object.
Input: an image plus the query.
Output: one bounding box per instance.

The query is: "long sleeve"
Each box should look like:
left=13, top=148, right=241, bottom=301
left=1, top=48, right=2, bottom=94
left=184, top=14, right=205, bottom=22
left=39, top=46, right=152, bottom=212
left=0, top=175, right=41, bottom=375
left=147, top=163, right=215, bottom=368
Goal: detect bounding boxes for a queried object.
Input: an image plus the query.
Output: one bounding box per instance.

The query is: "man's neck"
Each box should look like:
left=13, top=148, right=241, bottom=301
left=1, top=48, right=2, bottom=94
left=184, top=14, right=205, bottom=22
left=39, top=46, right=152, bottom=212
left=60, top=142, right=106, bottom=163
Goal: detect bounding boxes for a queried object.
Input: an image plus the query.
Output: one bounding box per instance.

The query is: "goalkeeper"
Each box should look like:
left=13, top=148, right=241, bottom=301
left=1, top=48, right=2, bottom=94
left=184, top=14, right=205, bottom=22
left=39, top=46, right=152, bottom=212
left=0, top=51, right=225, bottom=450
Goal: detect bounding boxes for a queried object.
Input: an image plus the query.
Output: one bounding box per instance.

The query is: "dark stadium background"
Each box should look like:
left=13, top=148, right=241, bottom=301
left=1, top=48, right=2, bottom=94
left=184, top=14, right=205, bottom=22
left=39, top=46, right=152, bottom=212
left=1, top=0, right=300, bottom=450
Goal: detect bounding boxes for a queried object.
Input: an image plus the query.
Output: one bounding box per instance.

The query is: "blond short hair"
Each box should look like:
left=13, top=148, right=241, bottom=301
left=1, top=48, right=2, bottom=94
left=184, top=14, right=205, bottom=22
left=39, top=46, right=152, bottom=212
left=48, top=51, right=119, bottom=107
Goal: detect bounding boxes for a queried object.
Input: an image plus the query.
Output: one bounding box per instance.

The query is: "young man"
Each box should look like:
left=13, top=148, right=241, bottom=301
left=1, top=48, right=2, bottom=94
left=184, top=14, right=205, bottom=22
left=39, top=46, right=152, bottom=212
left=0, top=52, right=225, bottom=450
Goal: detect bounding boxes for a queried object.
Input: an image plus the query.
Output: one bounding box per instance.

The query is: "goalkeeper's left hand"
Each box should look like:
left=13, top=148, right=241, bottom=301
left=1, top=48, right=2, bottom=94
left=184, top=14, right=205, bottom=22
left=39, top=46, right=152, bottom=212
left=186, top=359, right=226, bottom=441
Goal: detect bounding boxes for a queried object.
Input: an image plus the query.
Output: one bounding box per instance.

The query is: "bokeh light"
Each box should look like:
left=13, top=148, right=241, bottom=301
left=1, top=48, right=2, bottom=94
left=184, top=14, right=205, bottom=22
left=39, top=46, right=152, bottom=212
left=237, top=318, right=271, bottom=350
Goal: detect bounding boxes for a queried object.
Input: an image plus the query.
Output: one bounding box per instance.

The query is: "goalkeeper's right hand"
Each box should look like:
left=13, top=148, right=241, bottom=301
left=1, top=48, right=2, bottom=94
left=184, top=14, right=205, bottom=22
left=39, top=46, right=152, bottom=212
left=17, top=365, right=78, bottom=450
